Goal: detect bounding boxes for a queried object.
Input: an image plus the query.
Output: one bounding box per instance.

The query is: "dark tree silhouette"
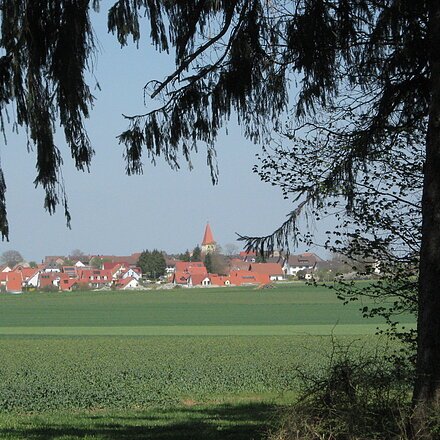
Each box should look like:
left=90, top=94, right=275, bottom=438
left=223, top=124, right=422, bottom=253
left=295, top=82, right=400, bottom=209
left=0, top=0, right=439, bottom=426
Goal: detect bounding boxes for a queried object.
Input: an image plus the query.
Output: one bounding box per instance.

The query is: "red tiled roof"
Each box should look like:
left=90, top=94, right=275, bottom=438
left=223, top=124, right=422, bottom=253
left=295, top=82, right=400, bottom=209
left=6, top=272, right=23, bottom=292
left=189, top=274, right=209, bottom=286
left=239, top=251, right=256, bottom=257
left=229, top=270, right=270, bottom=285
left=202, top=223, right=215, bottom=245
left=39, top=272, right=59, bottom=288
left=209, top=274, right=231, bottom=286
left=249, top=263, right=284, bottom=276
left=59, top=278, right=78, bottom=291
left=103, top=262, right=123, bottom=271
left=17, top=268, right=39, bottom=280
left=173, top=271, right=190, bottom=284
left=77, top=269, right=112, bottom=281
left=116, top=277, right=137, bottom=288
left=174, top=261, right=206, bottom=273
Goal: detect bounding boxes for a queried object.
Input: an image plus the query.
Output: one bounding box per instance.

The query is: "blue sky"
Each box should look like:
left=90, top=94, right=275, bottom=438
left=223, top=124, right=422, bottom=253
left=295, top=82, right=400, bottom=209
left=0, top=9, right=327, bottom=262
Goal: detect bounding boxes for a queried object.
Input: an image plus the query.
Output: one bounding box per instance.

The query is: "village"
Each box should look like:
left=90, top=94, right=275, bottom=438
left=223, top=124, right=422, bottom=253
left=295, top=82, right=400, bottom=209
left=0, top=224, right=327, bottom=294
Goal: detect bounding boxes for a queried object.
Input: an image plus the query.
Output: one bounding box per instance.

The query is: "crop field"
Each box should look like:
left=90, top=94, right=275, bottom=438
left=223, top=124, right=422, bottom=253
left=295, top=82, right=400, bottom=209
left=0, top=283, right=415, bottom=335
left=0, top=284, right=414, bottom=439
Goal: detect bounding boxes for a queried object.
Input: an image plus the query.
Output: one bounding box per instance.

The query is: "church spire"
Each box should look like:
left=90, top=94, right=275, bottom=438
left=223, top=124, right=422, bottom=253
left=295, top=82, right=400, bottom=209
left=201, top=222, right=216, bottom=254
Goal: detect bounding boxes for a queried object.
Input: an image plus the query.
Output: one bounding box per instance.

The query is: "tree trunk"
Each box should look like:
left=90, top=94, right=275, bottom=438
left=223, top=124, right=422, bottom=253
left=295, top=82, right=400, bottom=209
left=413, top=0, right=440, bottom=423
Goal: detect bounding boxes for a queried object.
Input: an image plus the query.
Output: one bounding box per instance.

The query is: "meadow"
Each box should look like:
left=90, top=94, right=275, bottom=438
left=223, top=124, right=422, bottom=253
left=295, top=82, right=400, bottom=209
left=0, top=283, right=415, bottom=439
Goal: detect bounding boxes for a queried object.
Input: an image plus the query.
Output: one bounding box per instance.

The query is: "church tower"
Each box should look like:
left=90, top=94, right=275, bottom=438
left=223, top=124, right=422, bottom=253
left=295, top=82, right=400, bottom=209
left=201, top=222, right=216, bottom=254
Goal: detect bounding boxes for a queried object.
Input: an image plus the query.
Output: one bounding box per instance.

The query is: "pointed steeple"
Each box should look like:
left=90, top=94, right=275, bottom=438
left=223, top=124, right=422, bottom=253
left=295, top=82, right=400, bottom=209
left=202, top=222, right=215, bottom=245
left=201, top=223, right=216, bottom=254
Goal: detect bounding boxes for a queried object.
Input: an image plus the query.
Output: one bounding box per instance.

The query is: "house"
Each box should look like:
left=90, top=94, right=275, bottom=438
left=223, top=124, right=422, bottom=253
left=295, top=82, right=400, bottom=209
left=209, top=274, right=231, bottom=286
left=229, top=270, right=270, bottom=286
left=39, top=272, right=59, bottom=289
left=6, top=272, right=23, bottom=293
left=44, top=261, right=61, bottom=272
left=120, top=268, right=142, bottom=280
left=172, top=261, right=208, bottom=286
left=188, top=274, right=211, bottom=287
left=62, top=266, right=78, bottom=278
left=58, top=277, right=79, bottom=291
left=282, top=253, right=323, bottom=276
left=44, top=256, right=65, bottom=265
left=165, top=258, right=179, bottom=274
left=172, top=271, right=191, bottom=285
left=174, top=261, right=207, bottom=273
left=239, top=251, right=256, bottom=262
left=77, top=269, right=113, bottom=288
left=19, top=268, right=40, bottom=288
left=116, top=277, right=139, bottom=290
left=0, top=271, right=7, bottom=288
left=249, top=263, right=285, bottom=281
left=229, top=259, right=251, bottom=271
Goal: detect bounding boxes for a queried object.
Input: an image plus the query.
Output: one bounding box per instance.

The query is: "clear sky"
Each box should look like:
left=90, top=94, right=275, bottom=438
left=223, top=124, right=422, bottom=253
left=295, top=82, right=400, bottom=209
left=0, top=9, right=328, bottom=262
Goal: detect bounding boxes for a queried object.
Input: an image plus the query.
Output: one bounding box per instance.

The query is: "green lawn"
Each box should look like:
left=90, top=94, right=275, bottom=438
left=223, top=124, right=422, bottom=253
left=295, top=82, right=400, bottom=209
left=0, top=284, right=414, bottom=439
left=0, top=403, right=279, bottom=440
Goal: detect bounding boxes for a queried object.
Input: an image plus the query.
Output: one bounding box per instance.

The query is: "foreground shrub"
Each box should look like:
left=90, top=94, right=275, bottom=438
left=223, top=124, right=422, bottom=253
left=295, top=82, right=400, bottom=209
left=269, top=342, right=414, bottom=440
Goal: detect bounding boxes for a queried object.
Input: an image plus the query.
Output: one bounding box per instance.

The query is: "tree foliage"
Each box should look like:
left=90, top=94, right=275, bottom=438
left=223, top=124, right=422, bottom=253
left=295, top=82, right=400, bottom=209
left=178, top=249, right=191, bottom=262
left=0, top=0, right=101, bottom=240
left=192, top=245, right=202, bottom=261
left=203, top=252, right=213, bottom=274
left=1, top=0, right=440, bottom=417
left=137, top=249, right=166, bottom=279
left=253, top=123, right=422, bottom=357
left=89, top=256, right=103, bottom=269
left=0, top=249, right=23, bottom=267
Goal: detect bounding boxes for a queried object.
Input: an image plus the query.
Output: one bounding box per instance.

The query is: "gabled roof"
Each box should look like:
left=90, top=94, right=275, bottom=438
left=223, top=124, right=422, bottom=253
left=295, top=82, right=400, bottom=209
left=202, top=223, right=215, bottom=245
left=174, top=261, right=207, bottom=273
left=229, top=270, right=270, bottom=285
left=6, top=272, right=23, bottom=292
left=116, top=277, right=139, bottom=289
left=19, top=268, right=40, bottom=280
left=249, top=263, right=284, bottom=276
left=229, top=259, right=251, bottom=271
left=77, top=269, right=112, bottom=281
left=173, top=271, right=190, bottom=284
left=209, top=274, right=231, bottom=286
left=189, top=273, right=210, bottom=286
left=59, top=278, right=79, bottom=291
left=103, top=262, right=124, bottom=271
left=286, top=253, right=323, bottom=267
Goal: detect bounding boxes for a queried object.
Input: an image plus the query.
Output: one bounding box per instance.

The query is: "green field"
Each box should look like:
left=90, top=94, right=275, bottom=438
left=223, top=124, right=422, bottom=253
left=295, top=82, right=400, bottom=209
left=0, top=284, right=415, bottom=335
left=0, top=284, right=415, bottom=439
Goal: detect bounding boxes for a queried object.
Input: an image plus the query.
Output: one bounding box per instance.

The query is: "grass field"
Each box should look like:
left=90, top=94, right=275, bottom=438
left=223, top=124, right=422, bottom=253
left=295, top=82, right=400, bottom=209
left=0, top=283, right=415, bottom=439
left=0, top=283, right=415, bottom=335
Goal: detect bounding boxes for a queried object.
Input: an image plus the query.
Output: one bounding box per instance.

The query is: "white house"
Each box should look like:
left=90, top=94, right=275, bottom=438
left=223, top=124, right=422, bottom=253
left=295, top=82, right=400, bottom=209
left=188, top=274, right=211, bottom=287
left=121, top=268, right=142, bottom=280
left=118, top=277, right=139, bottom=290
left=282, top=253, right=323, bottom=276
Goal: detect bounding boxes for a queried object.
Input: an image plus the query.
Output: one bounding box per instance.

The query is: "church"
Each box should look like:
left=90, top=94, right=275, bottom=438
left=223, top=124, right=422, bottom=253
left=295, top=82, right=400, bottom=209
left=201, top=223, right=216, bottom=254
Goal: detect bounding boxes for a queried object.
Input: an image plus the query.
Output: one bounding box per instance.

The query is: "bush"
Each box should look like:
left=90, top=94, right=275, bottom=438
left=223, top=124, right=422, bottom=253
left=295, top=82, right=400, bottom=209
left=269, top=341, right=414, bottom=440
